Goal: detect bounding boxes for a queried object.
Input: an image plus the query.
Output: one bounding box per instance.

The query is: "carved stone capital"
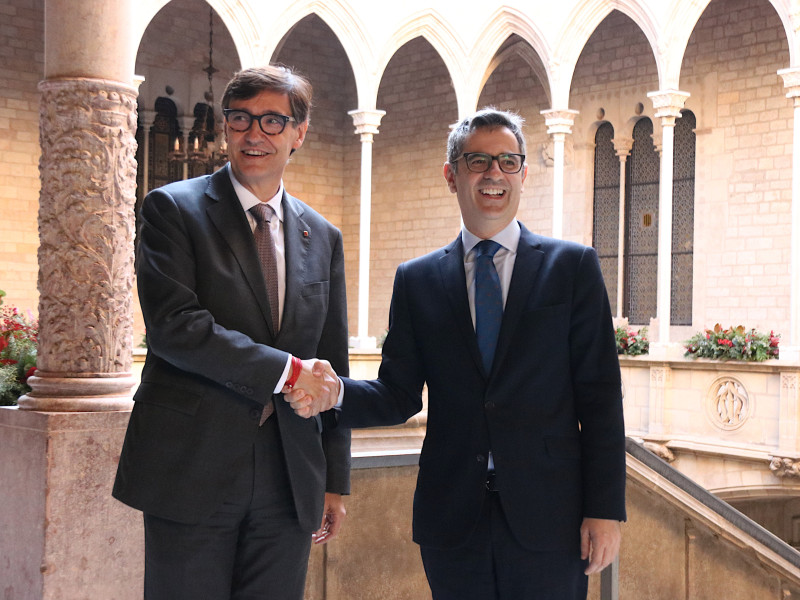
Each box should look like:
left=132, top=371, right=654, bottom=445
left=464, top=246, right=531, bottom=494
left=612, top=136, right=633, bottom=158
left=20, top=78, right=138, bottom=411
left=540, top=108, right=579, bottom=136
left=778, top=67, right=800, bottom=102
left=348, top=109, right=386, bottom=142
left=646, top=89, right=690, bottom=125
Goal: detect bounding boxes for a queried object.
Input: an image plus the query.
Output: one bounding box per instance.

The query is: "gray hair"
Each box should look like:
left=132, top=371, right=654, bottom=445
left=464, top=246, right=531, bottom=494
left=446, top=107, right=526, bottom=166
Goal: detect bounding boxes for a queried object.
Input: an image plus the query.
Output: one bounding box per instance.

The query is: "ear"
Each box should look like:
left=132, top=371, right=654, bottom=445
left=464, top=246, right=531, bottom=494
left=443, top=162, right=458, bottom=193
left=520, top=163, right=528, bottom=188
left=292, top=120, right=309, bottom=151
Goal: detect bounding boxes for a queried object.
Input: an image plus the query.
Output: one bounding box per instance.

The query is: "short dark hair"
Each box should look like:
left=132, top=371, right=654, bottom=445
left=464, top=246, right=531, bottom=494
left=446, top=107, right=526, bottom=166
left=221, top=64, right=312, bottom=123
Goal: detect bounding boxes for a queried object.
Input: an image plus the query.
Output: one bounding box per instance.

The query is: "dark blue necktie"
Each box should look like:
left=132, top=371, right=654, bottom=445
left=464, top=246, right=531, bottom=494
left=474, top=240, right=503, bottom=373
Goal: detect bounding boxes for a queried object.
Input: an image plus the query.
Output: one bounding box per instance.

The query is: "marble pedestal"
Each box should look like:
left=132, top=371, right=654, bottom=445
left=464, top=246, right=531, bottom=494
left=0, top=407, right=142, bottom=600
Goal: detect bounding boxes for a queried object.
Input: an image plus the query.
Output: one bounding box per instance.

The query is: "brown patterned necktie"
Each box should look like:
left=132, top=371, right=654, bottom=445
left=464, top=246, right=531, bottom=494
left=250, top=203, right=280, bottom=333
left=249, top=202, right=279, bottom=424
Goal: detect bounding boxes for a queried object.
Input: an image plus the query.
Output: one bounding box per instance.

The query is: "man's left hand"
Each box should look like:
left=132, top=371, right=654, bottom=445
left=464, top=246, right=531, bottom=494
left=312, top=493, right=347, bottom=545
left=580, top=517, right=621, bottom=575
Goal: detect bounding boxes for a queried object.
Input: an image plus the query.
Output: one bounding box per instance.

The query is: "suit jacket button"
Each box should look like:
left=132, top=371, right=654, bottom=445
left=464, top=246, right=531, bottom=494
left=485, top=401, right=496, bottom=410
left=249, top=408, right=260, bottom=420
left=225, top=381, right=233, bottom=389
left=476, top=455, right=486, bottom=464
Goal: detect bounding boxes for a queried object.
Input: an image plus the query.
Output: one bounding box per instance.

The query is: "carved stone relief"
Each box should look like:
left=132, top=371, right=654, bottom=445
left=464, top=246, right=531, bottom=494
left=705, top=377, right=751, bottom=431
left=36, top=78, right=138, bottom=375
left=769, top=456, right=800, bottom=478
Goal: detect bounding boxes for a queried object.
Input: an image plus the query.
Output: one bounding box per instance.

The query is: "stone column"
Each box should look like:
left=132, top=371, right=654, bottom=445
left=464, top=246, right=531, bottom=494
left=778, top=68, right=800, bottom=358
left=179, top=114, right=194, bottom=180
left=18, top=0, right=138, bottom=411
left=540, top=109, right=578, bottom=239
left=347, top=109, right=386, bottom=349
left=139, top=107, right=155, bottom=201
left=612, top=137, right=633, bottom=318
left=0, top=0, right=143, bottom=597
left=646, top=90, right=690, bottom=346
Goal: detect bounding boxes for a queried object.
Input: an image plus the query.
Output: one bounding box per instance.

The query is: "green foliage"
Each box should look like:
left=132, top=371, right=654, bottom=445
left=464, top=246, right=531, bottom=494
left=684, top=324, right=779, bottom=362
left=615, top=326, right=649, bottom=356
left=0, top=292, right=38, bottom=406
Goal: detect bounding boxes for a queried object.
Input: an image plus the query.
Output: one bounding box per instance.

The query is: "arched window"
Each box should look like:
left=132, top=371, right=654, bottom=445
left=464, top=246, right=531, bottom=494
left=135, top=96, right=183, bottom=201
left=592, top=122, right=620, bottom=311
left=624, top=117, right=659, bottom=326
left=671, top=109, right=696, bottom=325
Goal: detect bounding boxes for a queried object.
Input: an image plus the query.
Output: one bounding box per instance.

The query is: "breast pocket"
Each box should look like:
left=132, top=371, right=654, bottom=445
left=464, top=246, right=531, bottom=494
left=294, top=280, right=330, bottom=333
left=301, top=280, right=329, bottom=298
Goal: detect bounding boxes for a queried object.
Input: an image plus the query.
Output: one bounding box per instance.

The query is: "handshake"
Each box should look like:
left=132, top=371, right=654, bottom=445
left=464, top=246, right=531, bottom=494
left=280, top=358, right=340, bottom=418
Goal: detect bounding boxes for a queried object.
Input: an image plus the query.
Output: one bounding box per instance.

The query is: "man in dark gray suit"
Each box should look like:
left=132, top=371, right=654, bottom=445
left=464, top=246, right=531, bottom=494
left=113, top=65, right=350, bottom=600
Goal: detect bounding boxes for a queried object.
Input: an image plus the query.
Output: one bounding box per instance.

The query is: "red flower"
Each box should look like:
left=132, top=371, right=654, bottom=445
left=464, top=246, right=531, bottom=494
left=0, top=358, right=17, bottom=365
left=23, top=366, right=36, bottom=381
left=0, top=337, right=7, bottom=353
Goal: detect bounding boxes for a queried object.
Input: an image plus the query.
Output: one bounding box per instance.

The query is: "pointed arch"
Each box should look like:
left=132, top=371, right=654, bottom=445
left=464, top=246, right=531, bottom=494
left=240, top=0, right=369, bottom=105
left=554, top=0, right=661, bottom=107
left=472, top=8, right=553, bottom=112
left=373, top=10, right=467, bottom=114
left=665, top=0, right=798, bottom=85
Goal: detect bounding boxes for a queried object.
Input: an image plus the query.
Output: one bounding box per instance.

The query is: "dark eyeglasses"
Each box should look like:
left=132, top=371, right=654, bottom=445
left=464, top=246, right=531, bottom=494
left=454, top=152, right=526, bottom=174
left=223, top=109, right=296, bottom=135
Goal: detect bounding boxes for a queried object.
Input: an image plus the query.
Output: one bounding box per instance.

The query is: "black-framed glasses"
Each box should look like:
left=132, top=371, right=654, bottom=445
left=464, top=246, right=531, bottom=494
left=223, top=109, right=297, bottom=135
left=454, top=152, right=526, bottom=174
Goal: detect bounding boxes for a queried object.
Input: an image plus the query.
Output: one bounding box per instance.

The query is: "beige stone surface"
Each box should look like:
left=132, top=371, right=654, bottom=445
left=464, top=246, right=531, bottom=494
left=309, top=465, right=430, bottom=600
left=0, top=407, right=142, bottom=600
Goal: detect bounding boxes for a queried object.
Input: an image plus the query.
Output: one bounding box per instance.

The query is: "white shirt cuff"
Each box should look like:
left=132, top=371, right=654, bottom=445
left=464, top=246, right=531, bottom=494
left=273, top=354, right=292, bottom=394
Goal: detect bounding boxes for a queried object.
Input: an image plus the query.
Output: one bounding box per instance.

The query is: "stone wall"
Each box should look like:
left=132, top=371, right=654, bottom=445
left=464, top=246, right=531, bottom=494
left=0, top=0, right=43, bottom=311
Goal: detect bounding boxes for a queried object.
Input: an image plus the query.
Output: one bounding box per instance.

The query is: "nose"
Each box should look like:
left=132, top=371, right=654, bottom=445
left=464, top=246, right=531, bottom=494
left=484, top=157, right=505, bottom=176
left=243, top=123, right=268, bottom=143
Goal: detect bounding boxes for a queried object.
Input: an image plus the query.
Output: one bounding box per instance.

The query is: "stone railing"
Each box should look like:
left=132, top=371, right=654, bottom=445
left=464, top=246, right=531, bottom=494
left=619, top=354, right=800, bottom=496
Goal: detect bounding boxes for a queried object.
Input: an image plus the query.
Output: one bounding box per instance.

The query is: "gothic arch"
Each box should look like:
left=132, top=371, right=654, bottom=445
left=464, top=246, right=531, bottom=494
left=555, top=0, right=660, bottom=108
left=262, top=0, right=369, bottom=105
left=665, top=0, right=799, bottom=82
left=134, top=0, right=258, bottom=68
left=373, top=10, right=466, bottom=114
left=473, top=9, right=553, bottom=111
left=481, top=40, right=552, bottom=108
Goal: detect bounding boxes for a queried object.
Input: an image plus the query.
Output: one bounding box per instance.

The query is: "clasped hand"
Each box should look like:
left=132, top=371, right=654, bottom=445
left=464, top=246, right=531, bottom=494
left=281, top=359, right=339, bottom=418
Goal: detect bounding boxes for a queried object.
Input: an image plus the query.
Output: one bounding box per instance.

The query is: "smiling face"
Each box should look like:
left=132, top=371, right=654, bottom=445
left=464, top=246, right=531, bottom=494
left=224, top=89, right=308, bottom=200
left=443, top=125, right=528, bottom=239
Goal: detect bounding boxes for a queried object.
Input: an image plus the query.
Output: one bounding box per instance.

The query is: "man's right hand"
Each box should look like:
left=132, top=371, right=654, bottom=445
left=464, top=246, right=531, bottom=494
left=282, top=359, right=339, bottom=418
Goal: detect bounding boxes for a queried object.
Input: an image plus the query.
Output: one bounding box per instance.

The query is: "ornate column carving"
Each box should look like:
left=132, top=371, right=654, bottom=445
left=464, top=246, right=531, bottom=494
left=540, top=109, right=579, bottom=239
left=612, top=137, right=633, bottom=318
left=18, top=78, right=138, bottom=411
left=347, top=109, right=386, bottom=349
left=646, top=90, right=690, bottom=346
left=778, top=67, right=800, bottom=357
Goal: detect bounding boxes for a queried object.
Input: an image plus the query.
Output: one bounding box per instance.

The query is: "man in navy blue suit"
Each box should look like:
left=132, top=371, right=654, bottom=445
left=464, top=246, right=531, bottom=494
left=288, top=107, right=626, bottom=599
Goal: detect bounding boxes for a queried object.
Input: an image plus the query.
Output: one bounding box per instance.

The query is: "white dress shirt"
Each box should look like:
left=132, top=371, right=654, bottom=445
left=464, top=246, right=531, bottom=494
left=461, top=220, right=521, bottom=326
left=461, top=219, right=521, bottom=470
left=228, top=165, right=291, bottom=393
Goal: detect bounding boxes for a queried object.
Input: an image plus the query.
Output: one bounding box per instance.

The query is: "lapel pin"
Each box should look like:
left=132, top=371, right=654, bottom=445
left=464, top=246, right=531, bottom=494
left=303, top=230, right=309, bottom=237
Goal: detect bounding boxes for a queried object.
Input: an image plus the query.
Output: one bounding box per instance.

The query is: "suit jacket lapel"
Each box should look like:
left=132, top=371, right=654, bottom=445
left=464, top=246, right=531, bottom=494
left=492, top=225, right=544, bottom=374
left=439, top=235, right=487, bottom=376
left=279, top=192, right=311, bottom=342
left=205, top=168, right=277, bottom=337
